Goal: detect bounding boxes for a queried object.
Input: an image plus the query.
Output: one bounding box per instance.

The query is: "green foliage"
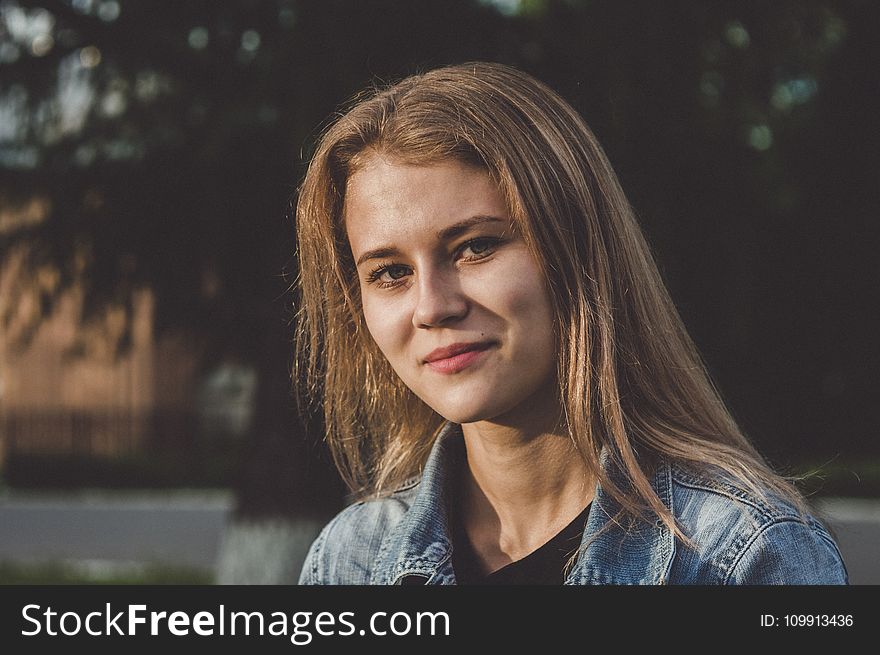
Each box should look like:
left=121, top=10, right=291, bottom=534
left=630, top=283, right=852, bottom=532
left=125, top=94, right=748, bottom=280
left=0, top=560, right=213, bottom=584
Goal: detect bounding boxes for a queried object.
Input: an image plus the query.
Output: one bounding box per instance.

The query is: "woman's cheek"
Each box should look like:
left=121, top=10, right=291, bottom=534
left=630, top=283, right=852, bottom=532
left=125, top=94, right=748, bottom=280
left=362, top=295, right=410, bottom=360
left=481, top=264, right=548, bottom=320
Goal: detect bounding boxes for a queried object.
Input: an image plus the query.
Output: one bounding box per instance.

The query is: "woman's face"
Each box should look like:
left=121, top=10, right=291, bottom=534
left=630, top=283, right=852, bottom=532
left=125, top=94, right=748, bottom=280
left=344, top=154, right=559, bottom=426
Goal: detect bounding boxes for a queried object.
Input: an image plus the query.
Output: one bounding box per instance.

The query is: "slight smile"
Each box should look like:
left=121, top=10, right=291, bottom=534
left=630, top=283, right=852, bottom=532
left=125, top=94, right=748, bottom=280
left=423, top=342, right=496, bottom=374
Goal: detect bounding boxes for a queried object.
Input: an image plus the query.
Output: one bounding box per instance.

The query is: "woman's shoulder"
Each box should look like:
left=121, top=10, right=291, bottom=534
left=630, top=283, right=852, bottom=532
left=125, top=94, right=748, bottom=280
left=298, top=478, right=421, bottom=585
left=665, top=461, right=848, bottom=584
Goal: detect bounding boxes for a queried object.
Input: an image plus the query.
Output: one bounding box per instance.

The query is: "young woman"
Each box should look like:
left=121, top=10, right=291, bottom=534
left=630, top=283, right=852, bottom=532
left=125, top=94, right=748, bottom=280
left=294, top=62, right=847, bottom=585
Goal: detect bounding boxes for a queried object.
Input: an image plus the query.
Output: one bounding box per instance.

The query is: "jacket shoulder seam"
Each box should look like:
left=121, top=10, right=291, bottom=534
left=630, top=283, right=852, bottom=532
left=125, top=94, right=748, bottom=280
left=670, top=467, right=797, bottom=523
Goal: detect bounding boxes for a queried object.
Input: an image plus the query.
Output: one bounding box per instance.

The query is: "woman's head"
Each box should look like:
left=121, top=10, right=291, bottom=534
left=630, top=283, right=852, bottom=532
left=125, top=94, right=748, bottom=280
left=296, top=62, right=804, bottom=529
left=297, top=61, right=629, bottom=489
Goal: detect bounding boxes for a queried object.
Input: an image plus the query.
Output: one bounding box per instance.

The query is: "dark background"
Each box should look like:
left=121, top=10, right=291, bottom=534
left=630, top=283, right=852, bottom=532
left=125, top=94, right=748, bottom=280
left=1, top=0, right=878, bottom=527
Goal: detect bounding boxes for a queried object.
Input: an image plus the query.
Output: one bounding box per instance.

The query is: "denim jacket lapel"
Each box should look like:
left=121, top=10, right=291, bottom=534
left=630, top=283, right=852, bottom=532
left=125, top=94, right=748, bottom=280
left=565, top=454, right=676, bottom=585
left=373, top=423, right=462, bottom=585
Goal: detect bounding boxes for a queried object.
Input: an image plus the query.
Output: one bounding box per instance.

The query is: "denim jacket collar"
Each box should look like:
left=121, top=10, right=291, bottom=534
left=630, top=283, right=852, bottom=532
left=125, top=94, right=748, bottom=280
left=372, top=422, right=676, bottom=585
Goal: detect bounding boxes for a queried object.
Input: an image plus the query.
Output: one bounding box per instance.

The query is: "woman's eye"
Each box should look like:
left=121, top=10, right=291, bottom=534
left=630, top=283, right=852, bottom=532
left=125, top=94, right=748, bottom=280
left=366, top=263, right=411, bottom=288
left=460, top=238, right=499, bottom=260
left=385, top=265, right=409, bottom=280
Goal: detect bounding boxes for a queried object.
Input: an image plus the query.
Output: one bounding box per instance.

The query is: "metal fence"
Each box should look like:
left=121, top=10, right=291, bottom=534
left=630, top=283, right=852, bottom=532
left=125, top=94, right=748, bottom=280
left=0, top=408, right=199, bottom=459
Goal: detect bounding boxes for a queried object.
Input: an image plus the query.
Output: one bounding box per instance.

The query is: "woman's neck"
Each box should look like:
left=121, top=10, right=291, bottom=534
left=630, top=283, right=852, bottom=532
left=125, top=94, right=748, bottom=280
left=459, top=417, right=595, bottom=573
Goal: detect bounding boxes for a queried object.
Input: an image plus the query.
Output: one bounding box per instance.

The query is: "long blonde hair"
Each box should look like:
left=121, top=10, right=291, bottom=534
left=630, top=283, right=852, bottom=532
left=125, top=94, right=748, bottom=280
left=294, top=62, right=808, bottom=540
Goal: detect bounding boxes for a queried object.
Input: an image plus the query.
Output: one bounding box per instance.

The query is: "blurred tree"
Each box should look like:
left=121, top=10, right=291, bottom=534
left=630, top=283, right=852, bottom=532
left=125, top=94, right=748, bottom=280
left=2, top=0, right=877, bottom=579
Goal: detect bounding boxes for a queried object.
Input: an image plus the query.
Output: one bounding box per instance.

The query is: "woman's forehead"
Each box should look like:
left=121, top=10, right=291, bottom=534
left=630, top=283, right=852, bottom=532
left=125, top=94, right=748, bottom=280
left=343, top=156, right=510, bottom=245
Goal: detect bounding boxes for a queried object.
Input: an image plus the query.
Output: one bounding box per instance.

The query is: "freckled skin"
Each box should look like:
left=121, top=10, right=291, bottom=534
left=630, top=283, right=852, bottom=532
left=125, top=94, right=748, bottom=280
left=344, top=155, right=558, bottom=426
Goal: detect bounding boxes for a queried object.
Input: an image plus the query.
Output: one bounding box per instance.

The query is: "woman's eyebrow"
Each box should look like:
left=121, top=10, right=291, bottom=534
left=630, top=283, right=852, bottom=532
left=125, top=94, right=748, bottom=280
left=436, top=214, right=506, bottom=241
left=355, top=246, right=400, bottom=267
left=355, top=215, right=507, bottom=267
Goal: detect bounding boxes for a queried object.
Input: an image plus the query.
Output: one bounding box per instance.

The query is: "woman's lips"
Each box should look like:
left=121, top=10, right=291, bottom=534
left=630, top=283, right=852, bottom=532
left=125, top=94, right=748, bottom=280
left=423, top=342, right=494, bottom=374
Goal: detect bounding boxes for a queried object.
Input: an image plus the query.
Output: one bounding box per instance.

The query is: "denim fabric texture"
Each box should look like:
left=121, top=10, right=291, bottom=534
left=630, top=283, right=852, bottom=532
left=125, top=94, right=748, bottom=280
left=299, top=423, right=848, bottom=585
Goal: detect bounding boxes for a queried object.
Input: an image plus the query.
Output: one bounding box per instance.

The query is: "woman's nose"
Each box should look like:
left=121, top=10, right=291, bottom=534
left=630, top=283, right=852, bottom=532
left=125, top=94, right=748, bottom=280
left=412, top=269, right=468, bottom=328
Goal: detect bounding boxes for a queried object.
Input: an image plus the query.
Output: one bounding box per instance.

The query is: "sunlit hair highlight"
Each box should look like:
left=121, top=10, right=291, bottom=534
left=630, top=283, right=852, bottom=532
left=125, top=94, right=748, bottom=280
left=295, top=62, right=809, bottom=543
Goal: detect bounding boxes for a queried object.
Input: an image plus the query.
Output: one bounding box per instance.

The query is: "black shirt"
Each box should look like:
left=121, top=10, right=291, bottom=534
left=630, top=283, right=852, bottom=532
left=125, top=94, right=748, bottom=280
left=452, top=503, right=591, bottom=585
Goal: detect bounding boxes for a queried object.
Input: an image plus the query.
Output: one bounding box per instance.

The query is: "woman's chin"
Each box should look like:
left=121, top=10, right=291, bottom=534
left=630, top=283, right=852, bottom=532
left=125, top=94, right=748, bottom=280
left=421, top=395, right=511, bottom=426
left=412, top=376, right=554, bottom=427
left=421, top=398, right=493, bottom=425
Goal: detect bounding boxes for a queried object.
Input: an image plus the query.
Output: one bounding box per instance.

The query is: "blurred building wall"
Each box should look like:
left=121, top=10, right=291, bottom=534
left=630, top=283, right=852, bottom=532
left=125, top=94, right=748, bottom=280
left=0, top=260, right=202, bottom=464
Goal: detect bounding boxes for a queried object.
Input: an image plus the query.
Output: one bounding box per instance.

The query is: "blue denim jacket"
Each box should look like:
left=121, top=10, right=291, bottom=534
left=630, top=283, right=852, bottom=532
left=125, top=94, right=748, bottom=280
left=299, top=423, right=848, bottom=585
